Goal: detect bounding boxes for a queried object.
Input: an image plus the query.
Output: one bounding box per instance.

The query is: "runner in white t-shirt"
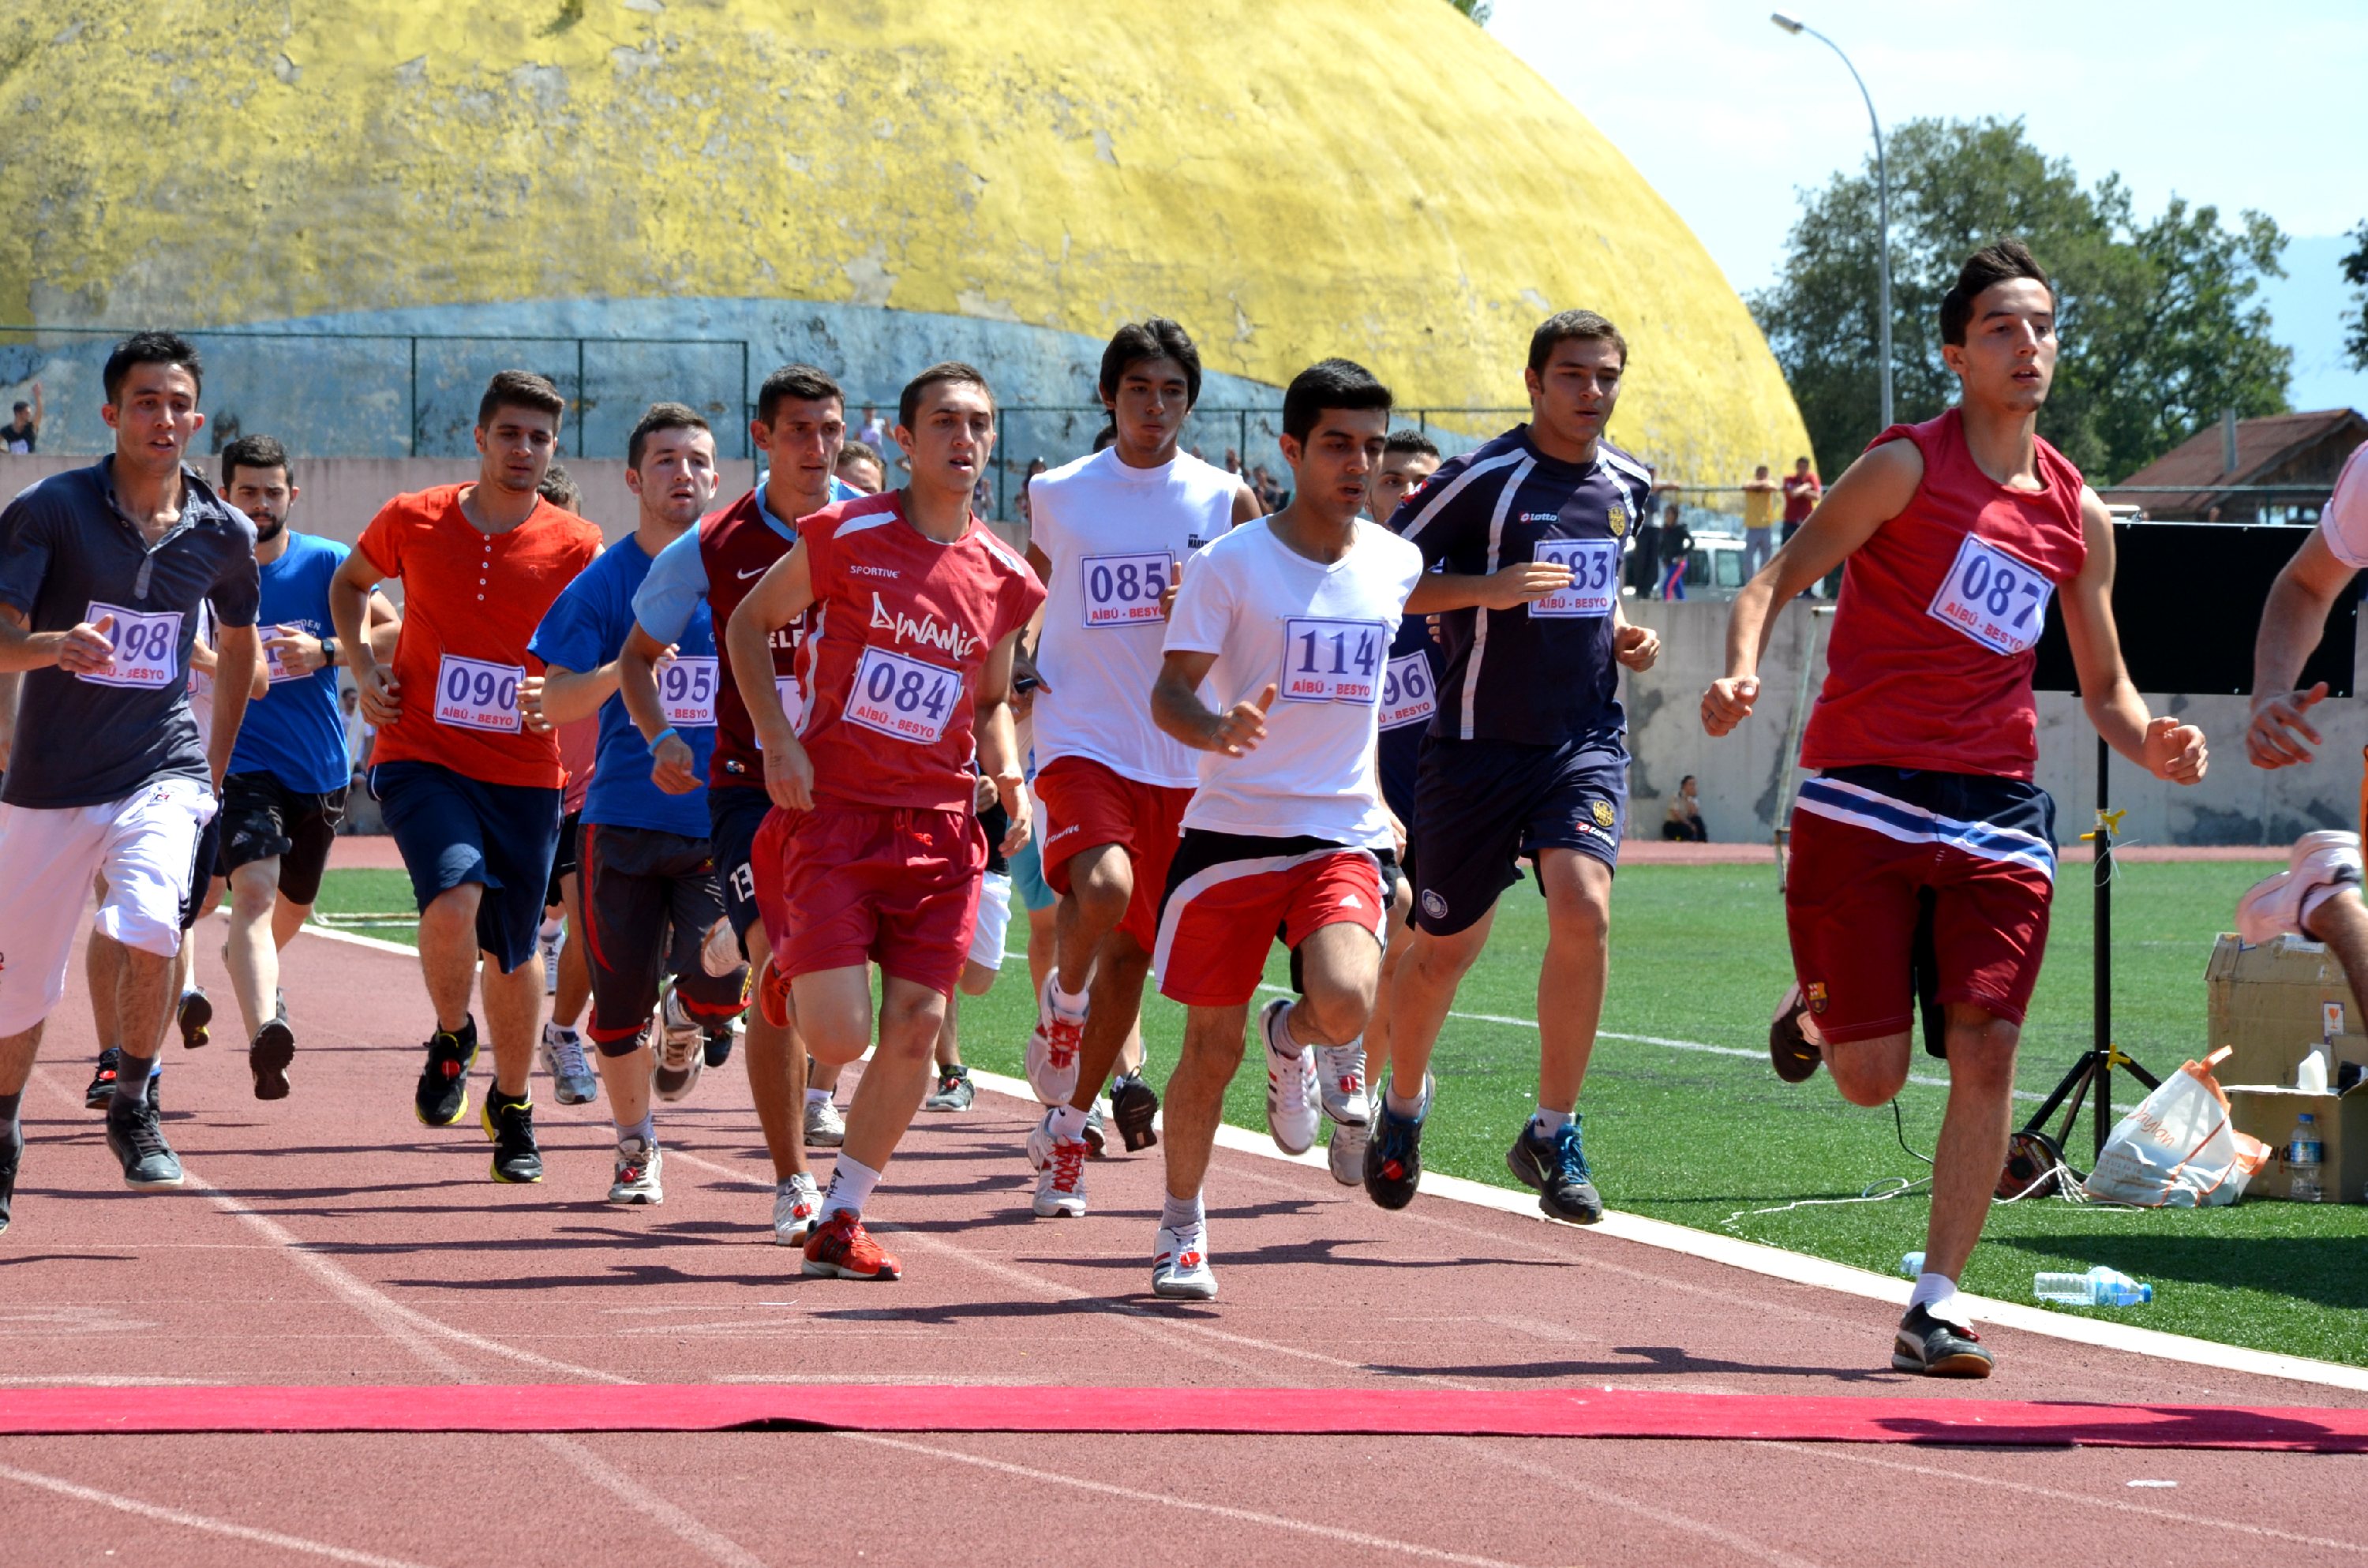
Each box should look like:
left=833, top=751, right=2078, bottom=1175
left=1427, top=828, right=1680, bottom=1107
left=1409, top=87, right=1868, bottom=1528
left=1139, top=359, right=1423, bottom=1300
left=1014, top=320, right=1259, bottom=1221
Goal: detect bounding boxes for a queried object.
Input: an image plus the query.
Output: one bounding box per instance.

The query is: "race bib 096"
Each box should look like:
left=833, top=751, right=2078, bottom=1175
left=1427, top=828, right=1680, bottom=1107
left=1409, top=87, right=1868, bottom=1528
left=80, top=601, right=182, bottom=689
left=434, top=654, right=523, bottom=733
left=1530, top=538, right=1620, bottom=619
left=844, top=646, right=961, bottom=745
left=1927, top=533, right=2052, bottom=656
left=1380, top=652, right=1437, bottom=731
left=1080, top=552, right=1175, bottom=629
left=659, top=655, right=718, bottom=728
left=1280, top=617, right=1387, bottom=705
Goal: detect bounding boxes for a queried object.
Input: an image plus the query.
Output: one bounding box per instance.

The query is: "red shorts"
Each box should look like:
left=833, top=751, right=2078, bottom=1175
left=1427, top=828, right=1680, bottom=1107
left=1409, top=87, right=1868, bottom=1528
left=1784, top=770, right=2056, bottom=1045
left=1152, top=830, right=1388, bottom=1008
left=1033, top=756, right=1191, bottom=951
left=753, top=804, right=985, bottom=997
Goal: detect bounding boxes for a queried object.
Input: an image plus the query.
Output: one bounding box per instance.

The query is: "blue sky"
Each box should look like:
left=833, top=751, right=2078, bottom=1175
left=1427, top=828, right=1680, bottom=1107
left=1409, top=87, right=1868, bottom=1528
left=1489, top=0, right=2368, bottom=413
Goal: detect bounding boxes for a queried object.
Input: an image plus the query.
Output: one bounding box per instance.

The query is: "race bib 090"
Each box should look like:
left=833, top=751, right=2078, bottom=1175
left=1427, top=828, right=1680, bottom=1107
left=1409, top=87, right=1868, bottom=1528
left=1530, top=538, right=1620, bottom=619
left=659, top=655, right=718, bottom=728
left=1927, top=533, right=2052, bottom=656
left=1080, top=551, right=1175, bottom=629
left=1380, top=652, right=1437, bottom=731
left=844, top=646, right=961, bottom=745
left=1280, top=617, right=1387, bottom=705
left=80, top=601, right=182, bottom=689
left=434, top=654, right=523, bottom=733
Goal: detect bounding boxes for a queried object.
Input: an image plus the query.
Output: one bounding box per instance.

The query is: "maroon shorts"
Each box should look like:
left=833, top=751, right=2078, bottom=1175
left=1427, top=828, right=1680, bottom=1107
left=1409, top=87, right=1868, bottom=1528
left=1152, top=830, right=1388, bottom=1009
left=1784, top=769, right=2056, bottom=1045
left=1033, top=755, right=1191, bottom=952
left=754, top=804, right=985, bottom=998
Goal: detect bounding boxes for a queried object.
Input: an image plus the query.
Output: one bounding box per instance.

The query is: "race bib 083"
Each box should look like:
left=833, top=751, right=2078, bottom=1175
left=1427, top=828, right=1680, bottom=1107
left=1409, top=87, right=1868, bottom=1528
left=1280, top=617, right=1387, bottom=705
left=1530, top=538, right=1620, bottom=619
left=1080, top=551, right=1175, bottom=629
left=434, top=654, right=523, bottom=733
left=1927, top=533, right=2052, bottom=656
left=844, top=646, right=961, bottom=745
left=659, top=655, right=718, bottom=728
left=1380, top=652, right=1436, bottom=731
left=80, top=601, right=182, bottom=689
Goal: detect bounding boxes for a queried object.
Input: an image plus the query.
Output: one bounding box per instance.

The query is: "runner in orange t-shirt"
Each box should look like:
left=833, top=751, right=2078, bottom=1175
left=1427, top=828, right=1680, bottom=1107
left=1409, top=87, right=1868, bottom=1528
left=331, top=371, right=604, bottom=1184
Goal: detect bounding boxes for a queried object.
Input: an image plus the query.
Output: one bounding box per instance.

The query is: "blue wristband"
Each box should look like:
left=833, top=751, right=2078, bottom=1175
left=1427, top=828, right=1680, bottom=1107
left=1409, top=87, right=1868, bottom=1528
left=652, top=726, right=680, bottom=750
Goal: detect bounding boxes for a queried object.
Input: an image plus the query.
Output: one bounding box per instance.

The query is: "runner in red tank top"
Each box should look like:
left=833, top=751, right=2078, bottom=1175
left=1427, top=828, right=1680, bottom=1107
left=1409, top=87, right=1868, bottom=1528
left=1701, top=241, right=2208, bottom=1380
left=725, top=362, right=1043, bottom=1282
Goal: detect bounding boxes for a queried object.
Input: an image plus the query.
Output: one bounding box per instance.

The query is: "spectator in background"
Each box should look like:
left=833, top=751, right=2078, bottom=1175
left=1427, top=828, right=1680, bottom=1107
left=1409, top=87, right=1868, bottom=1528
left=1740, top=462, right=1778, bottom=577
left=1625, top=510, right=1660, bottom=597
left=1661, top=775, right=1707, bottom=842
left=1780, top=455, right=1819, bottom=544
left=538, top=463, right=583, bottom=514
left=1655, top=502, right=1692, bottom=601
left=341, top=683, right=373, bottom=779
left=857, top=405, right=888, bottom=451
left=2, top=384, right=39, bottom=453
left=835, top=440, right=884, bottom=495
left=1016, top=455, right=1048, bottom=526
left=1222, top=447, right=1242, bottom=476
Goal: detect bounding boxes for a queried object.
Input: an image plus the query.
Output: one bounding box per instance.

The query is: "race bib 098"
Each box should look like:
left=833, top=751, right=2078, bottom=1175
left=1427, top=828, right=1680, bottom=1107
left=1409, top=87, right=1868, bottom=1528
left=1530, top=538, right=1620, bottom=619
left=659, top=655, right=718, bottom=728
left=1380, top=652, right=1437, bottom=731
left=1926, top=533, right=2052, bottom=656
left=844, top=646, right=961, bottom=745
left=80, top=601, right=182, bottom=689
left=1080, top=552, right=1175, bottom=629
left=1280, top=617, right=1387, bottom=705
left=434, top=654, right=523, bottom=733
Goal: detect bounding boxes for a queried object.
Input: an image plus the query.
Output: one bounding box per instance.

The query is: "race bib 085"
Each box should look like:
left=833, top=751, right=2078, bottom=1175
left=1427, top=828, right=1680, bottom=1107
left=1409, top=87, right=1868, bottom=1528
left=1380, top=652, right=1436, bottom=731
left=1927, top=533, right=2052, bottom=656
left=659, top=655, right=718, bottom=728
left=80, top=601, right=182, bottom=689
left=1080, top=552, right=1175, bottom=629
left=844, top=646, right=961, bottom=745
left=434, top=654, right=523, bottom=733
left=1280, top=617, right=1387, bottom=705
left=1530, top=538, right=1620, bottom=619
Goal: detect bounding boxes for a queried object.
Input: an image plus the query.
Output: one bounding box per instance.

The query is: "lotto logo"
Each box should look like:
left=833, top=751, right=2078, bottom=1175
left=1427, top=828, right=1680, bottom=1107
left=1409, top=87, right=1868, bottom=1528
left=1419, top=889, right=1448, bottom=921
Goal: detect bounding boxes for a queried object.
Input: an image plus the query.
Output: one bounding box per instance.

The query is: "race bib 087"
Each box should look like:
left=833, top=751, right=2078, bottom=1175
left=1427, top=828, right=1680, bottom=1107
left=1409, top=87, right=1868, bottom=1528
left=659, top=655, right=718, bottom=728
left=1280, top=617, right=1387, bottom=705
left=1927, top=533, right=2052, bottom=656
left=1529, top=538, right=1620, bottom=619
left=434, top=654, right=523, bottom=733
left=80, top=601, right=182, bottom=689
left=844, top=646, right=961, bottom=745
left=1080, top=552, right=1175, bottom=629
left=1380, top=652, right=1436, bottom=731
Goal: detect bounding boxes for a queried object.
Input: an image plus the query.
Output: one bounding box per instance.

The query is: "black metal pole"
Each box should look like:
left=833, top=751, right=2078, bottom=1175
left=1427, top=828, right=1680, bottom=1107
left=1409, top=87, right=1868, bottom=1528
left=2094, top=732, right=2113, bottom=1157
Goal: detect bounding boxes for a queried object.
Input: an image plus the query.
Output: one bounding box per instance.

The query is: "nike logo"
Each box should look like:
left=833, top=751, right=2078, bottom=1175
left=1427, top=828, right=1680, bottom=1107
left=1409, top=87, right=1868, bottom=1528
left=736, top=567, right=768, bottom=580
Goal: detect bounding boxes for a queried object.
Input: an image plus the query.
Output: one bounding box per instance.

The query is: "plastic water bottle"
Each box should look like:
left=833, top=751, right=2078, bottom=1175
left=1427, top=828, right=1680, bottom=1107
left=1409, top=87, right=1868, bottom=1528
left=1899, top=1251, right=1925, bottom=1278
left=2288, top=1113, right=2325, bottom=1203
left=2033, top=1266, right=2153, bottom=1307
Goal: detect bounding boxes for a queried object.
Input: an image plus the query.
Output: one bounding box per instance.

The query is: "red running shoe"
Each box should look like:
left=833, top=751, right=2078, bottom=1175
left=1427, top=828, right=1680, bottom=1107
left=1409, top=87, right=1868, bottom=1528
left=757, top=958, right=794, bottom=1030
left=802, top=1210, right=902, bottom=1280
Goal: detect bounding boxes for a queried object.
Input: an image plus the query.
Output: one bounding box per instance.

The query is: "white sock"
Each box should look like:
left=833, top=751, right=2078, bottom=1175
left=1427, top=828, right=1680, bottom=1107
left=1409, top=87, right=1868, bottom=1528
left=1383, top=1074, right=1426, bottom=1120
left=1908, top=1271, right=1969, bottom=1328
left=1049, top=977, right=1088, bottom=1016
left=1530, top=1106, right=1572, bottom=1136
left=1160, top=1192, right=1205, bottom=1235
left=805, top=1087, right=832, bottom=1107
left=539, top=917, right=563, bottom=945
left=822, top=1153, right=881, bottom=1220
left=618, top=1113, right=654, bottom=1147
left=548, top=1022, right=577, bottom=1041
left=1048, top=1103, right=1089, bottom=1142
left=1265, top=1000, right=1303, bottom=1054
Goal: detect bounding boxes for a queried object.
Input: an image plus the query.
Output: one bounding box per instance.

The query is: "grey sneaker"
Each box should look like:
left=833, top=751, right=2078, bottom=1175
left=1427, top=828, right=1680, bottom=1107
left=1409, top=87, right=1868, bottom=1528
left=804, top=1097, right=845, bottom=1148
left=106, top=1098, right=185, bottom=1188
left=539, top=1023, right=599, bottom=1106
left=922, top=1063, right=974, bottom=1112
left=652, top=984, right=704, bottom=1103
left=607, top=1136, right=663, bottom=1205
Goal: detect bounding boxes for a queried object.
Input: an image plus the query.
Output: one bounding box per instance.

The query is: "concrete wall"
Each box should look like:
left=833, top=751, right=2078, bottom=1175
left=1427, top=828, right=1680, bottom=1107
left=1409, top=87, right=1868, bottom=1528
left=1621, top=599, right=2366, bottom=848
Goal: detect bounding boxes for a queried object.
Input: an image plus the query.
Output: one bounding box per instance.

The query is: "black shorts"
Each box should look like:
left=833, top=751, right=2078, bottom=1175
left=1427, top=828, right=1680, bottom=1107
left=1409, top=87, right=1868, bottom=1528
left=179, top=808, right=224, bottom=932
left=219, top=771, right=347, bottom=905
left=1408, top=735, right=1627, bottom=937
left=579, top=823, right=745, bottom=1053
left=707, top=784, right=772, bottom=947
left=545, top=810, right=582, bottom=907
left=372, top=760, right=563, bottom=975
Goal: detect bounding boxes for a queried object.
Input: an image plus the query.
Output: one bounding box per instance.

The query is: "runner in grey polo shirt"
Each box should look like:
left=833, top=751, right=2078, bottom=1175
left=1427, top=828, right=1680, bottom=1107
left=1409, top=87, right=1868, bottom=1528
left=0, top=332, right=260, bottom=1229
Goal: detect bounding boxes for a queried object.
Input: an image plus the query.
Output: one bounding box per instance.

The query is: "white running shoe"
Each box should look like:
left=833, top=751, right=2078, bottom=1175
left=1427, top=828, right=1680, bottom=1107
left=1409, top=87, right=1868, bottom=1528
left=700, top=918, right=742, bottom=979
left=1032, top=1136, right=1089, bottom=1218
left=772, top=1171, right=822, bottom=1246
left=1025, top=1106, right=1059, bottom=1172
left=1025, top=975, right=1088, bottom=1106
left=804, top=1097, right=846, bottom=1149
left=1315, top=1035, right=1369, bottom=1128
left=2237, top=831, right=2364, bottom=943
left=607, top=1136, right=662, bottom=1204
left=1151, top=1224, right=1217, bottom=1300
left=539, top=1023, right=599, bottom=1107
left=652, top=984, right=705, bottom=1102
left=1260, top=998, right=1321, bottom=1156
left=1326, top=1119, right=1369, bottom=1187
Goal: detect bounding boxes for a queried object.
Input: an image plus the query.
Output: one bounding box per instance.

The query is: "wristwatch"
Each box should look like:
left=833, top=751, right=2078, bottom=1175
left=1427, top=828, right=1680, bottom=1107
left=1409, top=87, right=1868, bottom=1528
left=320, top=636, right=341, bottom=668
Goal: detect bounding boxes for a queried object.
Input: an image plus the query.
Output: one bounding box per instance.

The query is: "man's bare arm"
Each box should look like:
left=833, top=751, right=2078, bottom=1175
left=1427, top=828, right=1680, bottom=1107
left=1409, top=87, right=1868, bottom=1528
left=2246, top=527, right=2355, bottom=769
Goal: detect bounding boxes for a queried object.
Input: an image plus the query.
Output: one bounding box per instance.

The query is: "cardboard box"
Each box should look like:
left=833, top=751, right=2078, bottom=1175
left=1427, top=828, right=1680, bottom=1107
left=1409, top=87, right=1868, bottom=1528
left=2205, top=933, right=2363, bottom=1088
left=2225, top=1083, right=2368, bottom=1204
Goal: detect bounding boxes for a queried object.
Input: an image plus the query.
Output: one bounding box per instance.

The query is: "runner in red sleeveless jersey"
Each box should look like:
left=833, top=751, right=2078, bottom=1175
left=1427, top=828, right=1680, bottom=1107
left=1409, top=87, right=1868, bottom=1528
left=1703, top=241, right=2207, bottom=1379
left=725, top=362, right=1043, bottom=1281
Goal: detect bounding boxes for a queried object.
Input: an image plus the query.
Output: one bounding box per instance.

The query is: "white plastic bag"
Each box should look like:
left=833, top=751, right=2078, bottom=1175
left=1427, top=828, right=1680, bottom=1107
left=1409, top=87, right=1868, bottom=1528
left=2081, top=1048, right=2271, bottom=1207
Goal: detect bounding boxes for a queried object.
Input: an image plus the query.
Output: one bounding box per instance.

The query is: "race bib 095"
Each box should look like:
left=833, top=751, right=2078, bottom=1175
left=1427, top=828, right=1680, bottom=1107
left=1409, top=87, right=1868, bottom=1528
left=1080, top=551, right=1175, bottom=629
left=659, top=655, right=718, bottom=728
left=1280, top=617, right=1387, bottom=705
left=1530, top=538, right=1620, bottom=619
left=844, top=646, right=961, bottom=745
left=434, top=654, right=523, bottom=733
left=1926, top=533, right=2052, bottom=656
left=80, top=601, right=182, bottom=689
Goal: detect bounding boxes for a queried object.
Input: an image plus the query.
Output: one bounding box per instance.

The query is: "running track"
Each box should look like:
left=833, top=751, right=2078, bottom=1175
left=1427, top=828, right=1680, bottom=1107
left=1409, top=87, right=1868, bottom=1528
left=2, top=918, right=2362, bottom=1566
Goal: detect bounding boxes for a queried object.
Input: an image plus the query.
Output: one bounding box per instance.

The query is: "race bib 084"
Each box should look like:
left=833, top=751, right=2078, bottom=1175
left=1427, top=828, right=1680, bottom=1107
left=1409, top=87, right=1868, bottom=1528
left=80, top=601, right=182, bottom=689
left=1280, top=617, right=1387, bottom=705
left=1380, top=652, right=1436, bottom=731
left=659, top=655, right=718, bottom=728
left=1080, top=552, right=1175, bottom=629
left=1530, top=538, right=1620, bottom=619
left=844, top=646, right=961, bottom=745
left=1927, top=533, right=2052, bottom=656
left=434, top=654, right=523, bottom=733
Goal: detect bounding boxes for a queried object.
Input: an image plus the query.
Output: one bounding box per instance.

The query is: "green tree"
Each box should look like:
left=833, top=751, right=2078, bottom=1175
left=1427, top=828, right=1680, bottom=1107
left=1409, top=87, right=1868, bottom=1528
left=1447, top=0, right=1493, bottom=22
left=2344, top=219, right=2368, bottom=370
left=1751, top=118, right=2291, bottom=485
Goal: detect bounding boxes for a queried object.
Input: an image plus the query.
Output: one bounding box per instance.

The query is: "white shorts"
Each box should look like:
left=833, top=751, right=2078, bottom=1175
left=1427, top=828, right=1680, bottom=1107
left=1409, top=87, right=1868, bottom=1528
left=0, top=777, right=215, bottom=1035
left=968, top=870, right=1013, bottom=972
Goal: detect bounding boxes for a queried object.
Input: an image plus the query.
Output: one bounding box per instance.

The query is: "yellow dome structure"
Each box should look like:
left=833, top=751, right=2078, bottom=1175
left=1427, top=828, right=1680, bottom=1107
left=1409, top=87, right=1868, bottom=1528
left=1, top=0, right=1806, bottom=480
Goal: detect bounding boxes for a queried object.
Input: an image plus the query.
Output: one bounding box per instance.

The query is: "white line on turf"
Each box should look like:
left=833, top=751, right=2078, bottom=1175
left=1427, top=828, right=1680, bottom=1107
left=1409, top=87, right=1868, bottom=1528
left=0, top=1461, right=447, bottom=1568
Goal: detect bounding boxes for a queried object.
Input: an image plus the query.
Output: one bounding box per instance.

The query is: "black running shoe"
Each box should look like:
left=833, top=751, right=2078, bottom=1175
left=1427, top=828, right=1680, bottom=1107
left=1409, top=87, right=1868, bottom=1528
left=703, top=1026, right=736, bottom=1069
left=0, top=1149, right=17, bottom=1233
left=921, top=1064, right=974, bottom=1112
left=176, top=986, right=212, bottom=1050
left=250, top=1019, right=296, bottom=1102
left=1363, top=1085, right=1429, bottom=1211
left=413, top=1020, right=478, bottom=1128
left=481, top=1090, right=543, bottom=1184
left=1891, top=1304, right=1994, bottom=1378
left=84, top=1047, right=122, bottom=1110
left=105, top=1097, right=184, bottom=1188
left=1769, top=984, right=1821, bottom=1084
left=1111, top=1072, right=1160, bottom=1151
left=1508, top=1117, right=1604, bottom=1224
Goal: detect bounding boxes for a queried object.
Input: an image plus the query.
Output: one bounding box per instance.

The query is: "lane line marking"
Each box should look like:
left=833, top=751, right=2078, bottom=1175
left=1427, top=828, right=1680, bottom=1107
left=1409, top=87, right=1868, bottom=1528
left=0, top=1460, right=448, bottom=1568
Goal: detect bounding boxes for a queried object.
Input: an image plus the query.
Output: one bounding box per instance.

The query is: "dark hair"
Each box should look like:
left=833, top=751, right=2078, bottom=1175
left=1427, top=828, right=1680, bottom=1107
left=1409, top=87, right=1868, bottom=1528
left=837, top=440, right=883, bottom=471
left=898, top=362, right=995, bottom=431
left=1281, top=358, right=1392, bottom=444
left=626, top=401, right=710, bottom=469
left=756, top=364, right=845, bottom=427
left=537, top=462, right=582, bottom=513
left=1383, top=428, right=1440, bottom=459
left=477, top=369, right=565, bottom=429
left=219, top=433, right=291, bottom=488
left=103, top=330, right=203, bottom=405
left=1940, top=239, right=2051, bottom=346
left=1527, top=309, right=1628, bottom=375
left=1099, top=318, right=1202, bottom=410
left=9, top=401, right=26, bottom=415
left=1091, top=421, right=1118, bottom=452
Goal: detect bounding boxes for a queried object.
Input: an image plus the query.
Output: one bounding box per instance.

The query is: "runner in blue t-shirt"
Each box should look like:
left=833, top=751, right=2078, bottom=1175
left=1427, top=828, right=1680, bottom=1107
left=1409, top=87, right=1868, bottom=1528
left=525, top=402, right=747, bottom=1207
left=1366, top=310, right=1663, bottom=1226
left=215, top=435, right=401, bottom=1101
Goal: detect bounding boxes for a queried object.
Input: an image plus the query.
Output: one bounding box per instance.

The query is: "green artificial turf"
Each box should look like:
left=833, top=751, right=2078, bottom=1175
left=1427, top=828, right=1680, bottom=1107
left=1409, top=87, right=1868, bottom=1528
left=311, top=854, right=2368, bottom=1368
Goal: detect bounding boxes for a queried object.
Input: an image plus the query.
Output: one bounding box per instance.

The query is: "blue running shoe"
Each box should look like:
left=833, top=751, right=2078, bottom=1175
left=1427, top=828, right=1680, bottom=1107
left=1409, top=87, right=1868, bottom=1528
left=1362, top=1075, right=1431, bottom=1211
left=1508, top=1116, right=1604, bottom=1224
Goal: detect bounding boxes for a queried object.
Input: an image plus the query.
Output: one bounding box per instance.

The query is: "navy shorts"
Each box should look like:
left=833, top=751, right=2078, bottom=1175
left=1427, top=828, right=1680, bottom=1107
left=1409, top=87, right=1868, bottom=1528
left=372, top=760, right=563, bottom=975
left=707, top=783, right=772, bottom=947
left=1408, top=735, right=1627, bottom=937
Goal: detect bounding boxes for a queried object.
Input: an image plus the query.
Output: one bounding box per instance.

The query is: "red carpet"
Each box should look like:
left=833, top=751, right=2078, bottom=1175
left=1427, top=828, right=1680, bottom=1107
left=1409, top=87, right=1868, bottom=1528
left=6, top=1384, right=2365, bottom=1451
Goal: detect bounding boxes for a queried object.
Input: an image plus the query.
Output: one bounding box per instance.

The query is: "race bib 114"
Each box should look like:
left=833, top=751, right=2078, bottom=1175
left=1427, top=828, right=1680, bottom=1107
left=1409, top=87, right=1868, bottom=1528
left=1530, top=538, right=1620, bottom=619
left=1280, top=617, right=1387, bottom=705
left=434, top=654, right=523, bottom=733
left=80, top=601, right=182, bottom=689
left=1927, top=533, right=2052, bottom=656
left=659, top=655, right=718, bottom=728
left=1080, top=551, right=1175, bottom=629
left=1380, top=651, right=1437, bottom=731
left=844, top=646, right=961, bottom=745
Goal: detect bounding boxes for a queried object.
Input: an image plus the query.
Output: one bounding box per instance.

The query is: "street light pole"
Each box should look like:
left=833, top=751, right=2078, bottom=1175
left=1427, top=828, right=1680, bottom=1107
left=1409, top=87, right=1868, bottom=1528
left=1771, top=12, right=1892, bottom=431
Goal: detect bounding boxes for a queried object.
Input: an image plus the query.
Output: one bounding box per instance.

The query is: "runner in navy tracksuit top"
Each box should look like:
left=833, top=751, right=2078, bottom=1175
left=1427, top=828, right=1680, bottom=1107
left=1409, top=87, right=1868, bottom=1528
left=1363, top=309, right=1661, bottom=1227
